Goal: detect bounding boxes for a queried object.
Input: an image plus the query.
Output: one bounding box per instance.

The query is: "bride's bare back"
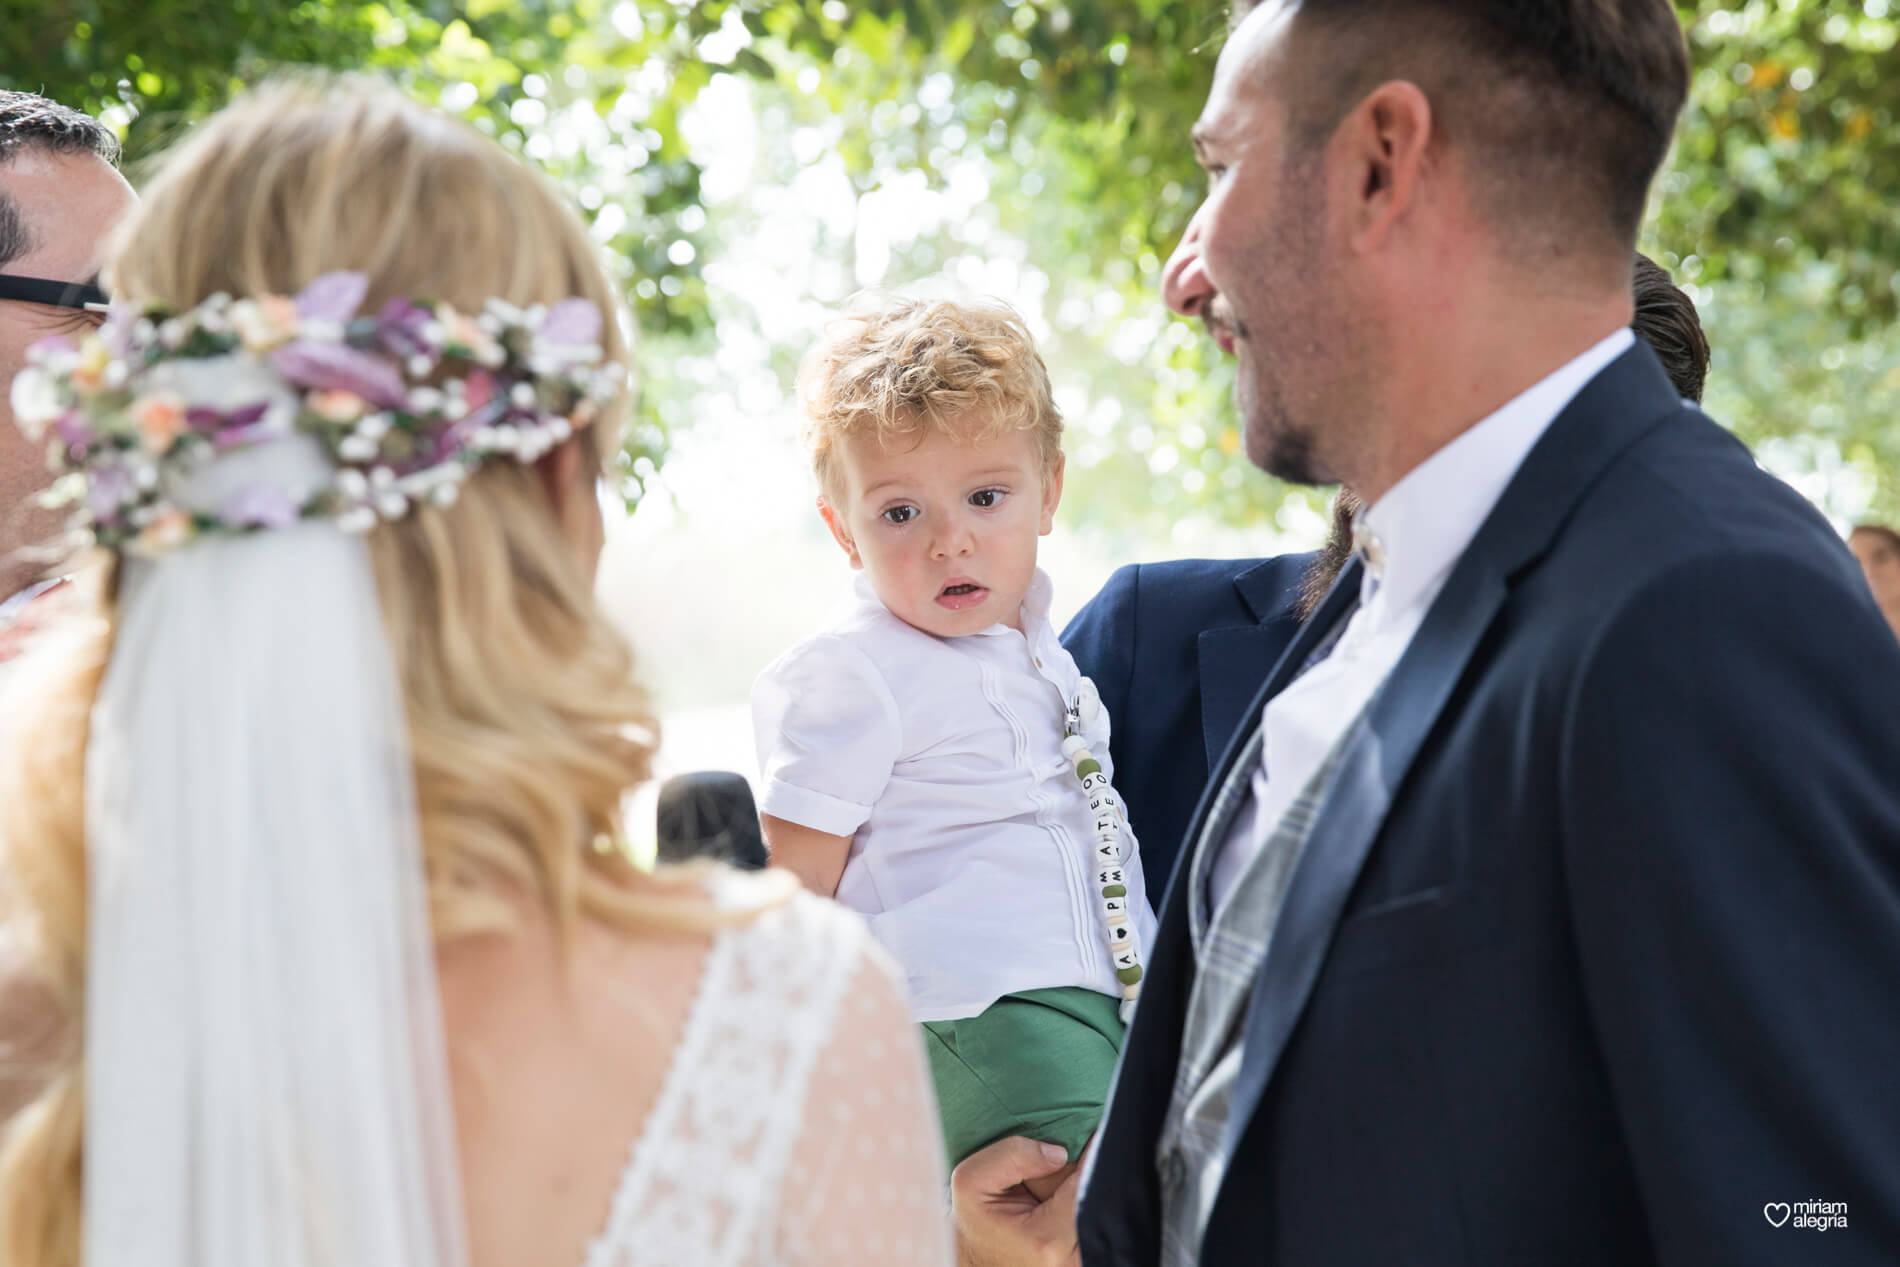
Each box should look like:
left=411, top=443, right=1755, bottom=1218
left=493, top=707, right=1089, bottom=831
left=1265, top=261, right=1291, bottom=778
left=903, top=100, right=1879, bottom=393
left=438, top=880, right=951, bottom=1267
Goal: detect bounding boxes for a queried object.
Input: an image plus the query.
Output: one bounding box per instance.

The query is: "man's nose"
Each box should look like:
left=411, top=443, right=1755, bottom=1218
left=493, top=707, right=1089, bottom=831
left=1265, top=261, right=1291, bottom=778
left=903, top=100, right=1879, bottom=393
left=1161, top=204, right=1215, bottom=318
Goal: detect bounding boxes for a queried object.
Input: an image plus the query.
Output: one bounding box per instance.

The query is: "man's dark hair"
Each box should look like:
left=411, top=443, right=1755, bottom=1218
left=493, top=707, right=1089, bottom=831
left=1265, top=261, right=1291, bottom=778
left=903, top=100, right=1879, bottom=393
left=0, top=91, right=121, bottom=269
left=1293, top=251, right=1712, bottom=618
left=1272, top=0, right=1689, bottom=251
left=1632, top=252, right=1708, bottom=403
left=1852, top=524, right=1900, bottom=557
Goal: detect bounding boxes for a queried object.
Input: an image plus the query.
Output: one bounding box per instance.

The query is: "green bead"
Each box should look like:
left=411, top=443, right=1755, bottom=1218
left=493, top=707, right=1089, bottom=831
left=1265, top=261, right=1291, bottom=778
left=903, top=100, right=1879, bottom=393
left=1116, top=965, right=1144, bottom=986
left=1103, top=884, right=1127, bottom=898
left=1074, top=758, right=1102, bottom=778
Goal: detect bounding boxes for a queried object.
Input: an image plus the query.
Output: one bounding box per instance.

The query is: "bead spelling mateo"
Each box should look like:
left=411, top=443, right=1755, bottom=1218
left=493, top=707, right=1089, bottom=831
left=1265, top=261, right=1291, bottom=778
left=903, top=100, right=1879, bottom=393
left=1062, top=678, right=1143, bottom=1023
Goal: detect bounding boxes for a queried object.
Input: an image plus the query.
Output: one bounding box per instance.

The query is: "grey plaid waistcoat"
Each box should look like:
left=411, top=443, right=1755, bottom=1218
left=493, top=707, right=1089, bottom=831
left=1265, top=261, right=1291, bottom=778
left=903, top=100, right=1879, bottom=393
left=1154, top=707, right=1369, bottom=1267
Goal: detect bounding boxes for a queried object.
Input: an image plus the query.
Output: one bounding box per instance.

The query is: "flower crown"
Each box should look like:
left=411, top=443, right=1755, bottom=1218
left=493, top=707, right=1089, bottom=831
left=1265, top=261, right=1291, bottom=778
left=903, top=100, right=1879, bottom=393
left=9, top=271, right=623, bottom=555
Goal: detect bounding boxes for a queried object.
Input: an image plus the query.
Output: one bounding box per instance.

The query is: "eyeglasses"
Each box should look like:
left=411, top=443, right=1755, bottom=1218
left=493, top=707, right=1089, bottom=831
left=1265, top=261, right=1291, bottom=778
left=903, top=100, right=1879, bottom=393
left=0, top=273, right=110, bottom=313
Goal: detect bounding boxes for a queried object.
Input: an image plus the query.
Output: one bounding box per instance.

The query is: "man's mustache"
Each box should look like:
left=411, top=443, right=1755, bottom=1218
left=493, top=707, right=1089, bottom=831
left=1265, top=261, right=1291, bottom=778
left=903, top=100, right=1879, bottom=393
left=1204, top=294, right=1243, bottom=340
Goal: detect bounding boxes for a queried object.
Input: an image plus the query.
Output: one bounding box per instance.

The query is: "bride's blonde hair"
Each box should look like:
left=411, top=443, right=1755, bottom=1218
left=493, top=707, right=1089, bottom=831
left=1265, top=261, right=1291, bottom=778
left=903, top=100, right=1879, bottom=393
left=0, top=74, right=774, bottom=1266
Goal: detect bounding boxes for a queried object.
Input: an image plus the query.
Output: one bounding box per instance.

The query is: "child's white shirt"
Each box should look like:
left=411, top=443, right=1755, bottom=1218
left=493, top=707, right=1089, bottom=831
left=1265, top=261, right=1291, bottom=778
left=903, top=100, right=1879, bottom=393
left=751, top=568, right=1159, bottom=1023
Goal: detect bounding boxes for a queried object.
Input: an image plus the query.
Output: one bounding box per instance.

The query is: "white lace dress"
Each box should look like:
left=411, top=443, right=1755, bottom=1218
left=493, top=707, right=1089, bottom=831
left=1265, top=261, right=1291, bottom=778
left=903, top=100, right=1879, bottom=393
left=579, top=892, right=953, bottom=1267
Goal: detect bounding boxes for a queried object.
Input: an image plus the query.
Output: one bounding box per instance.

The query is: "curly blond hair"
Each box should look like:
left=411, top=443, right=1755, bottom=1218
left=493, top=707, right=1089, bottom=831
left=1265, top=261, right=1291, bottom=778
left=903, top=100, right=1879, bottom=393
left=0, top=74, right=778, bottom=1267
left=797, top=296, right=1062, bottom=499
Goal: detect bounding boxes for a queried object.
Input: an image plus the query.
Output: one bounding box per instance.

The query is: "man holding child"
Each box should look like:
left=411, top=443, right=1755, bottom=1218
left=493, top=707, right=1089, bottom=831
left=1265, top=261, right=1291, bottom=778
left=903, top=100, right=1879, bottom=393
left=955, top=0, right=1900, bottom=1263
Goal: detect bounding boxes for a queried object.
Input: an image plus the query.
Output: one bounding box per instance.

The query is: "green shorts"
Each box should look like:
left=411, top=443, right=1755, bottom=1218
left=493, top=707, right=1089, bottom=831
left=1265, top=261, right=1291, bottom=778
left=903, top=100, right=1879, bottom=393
left=920, top=985, right=1126, bottom=1168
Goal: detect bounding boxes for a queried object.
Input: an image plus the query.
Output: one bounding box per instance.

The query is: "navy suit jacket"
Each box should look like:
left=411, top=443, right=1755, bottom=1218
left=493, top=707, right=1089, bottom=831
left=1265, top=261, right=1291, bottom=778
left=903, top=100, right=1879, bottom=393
left=1062, top=555, right=1313, bottom=904
left=1078, top=343, right=1900, bottom=1265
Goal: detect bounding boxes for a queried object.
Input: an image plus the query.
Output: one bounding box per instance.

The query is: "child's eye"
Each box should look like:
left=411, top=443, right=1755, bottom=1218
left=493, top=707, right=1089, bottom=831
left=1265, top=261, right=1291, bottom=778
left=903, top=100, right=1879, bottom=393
left=969, top=488, right=1006, bottom=509
left=882, top=505, right=917, bottom=525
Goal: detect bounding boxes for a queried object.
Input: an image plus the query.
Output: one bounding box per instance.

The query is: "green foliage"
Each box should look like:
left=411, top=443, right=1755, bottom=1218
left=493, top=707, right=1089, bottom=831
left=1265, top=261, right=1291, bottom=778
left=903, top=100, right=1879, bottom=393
left=763, top=0, right=1900, bottom=527
left=7, top=0, right=1897, bottom=525
left=3, top=0, right=713, bottom=506
left=1662, top=0, right=1900, bottom=332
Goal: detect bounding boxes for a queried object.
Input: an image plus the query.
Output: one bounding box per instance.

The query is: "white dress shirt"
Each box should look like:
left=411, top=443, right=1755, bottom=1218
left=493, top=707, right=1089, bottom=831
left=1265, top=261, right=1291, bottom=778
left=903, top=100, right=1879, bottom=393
left=752, top=568, right=1159, bottom=1022
left=1207, top=328, right=1636, bottom=915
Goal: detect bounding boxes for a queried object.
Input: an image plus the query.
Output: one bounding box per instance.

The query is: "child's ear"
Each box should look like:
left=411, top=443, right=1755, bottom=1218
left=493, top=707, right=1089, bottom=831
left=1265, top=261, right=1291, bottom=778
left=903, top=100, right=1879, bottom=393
left=1038, top=453, right=1066, bottom=536
left=817, top=496, right=862, bottom=568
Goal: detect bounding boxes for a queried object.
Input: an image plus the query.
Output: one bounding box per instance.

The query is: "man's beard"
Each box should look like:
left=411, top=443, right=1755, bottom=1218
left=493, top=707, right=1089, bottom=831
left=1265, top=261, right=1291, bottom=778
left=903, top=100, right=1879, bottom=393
left=1234, top=336, right=1330, bottom=486
left=1216, top=167, right=1340, bottom=488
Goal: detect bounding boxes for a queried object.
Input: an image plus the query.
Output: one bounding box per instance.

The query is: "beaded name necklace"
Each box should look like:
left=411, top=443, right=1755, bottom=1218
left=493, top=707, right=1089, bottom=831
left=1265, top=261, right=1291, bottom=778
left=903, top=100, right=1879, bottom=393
left=1061, top=683, right=1143, bottom=1024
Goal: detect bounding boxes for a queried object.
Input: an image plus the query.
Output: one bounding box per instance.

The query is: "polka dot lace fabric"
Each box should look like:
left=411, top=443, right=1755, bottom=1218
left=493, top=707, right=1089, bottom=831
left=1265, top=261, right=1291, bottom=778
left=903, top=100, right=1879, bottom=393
left=580, top=893, right=952, bottom=1267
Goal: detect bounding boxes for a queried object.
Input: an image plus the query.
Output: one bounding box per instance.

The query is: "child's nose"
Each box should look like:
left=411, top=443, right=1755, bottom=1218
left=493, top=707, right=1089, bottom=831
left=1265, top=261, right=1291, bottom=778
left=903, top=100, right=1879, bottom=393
left=931, top=522, right=976, bottom=559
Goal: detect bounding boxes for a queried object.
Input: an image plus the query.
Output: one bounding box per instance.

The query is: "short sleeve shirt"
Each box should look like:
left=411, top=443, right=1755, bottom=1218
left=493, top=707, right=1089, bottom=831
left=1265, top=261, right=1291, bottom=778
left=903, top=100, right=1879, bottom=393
left=751, top=569, right=1159, bottom=1022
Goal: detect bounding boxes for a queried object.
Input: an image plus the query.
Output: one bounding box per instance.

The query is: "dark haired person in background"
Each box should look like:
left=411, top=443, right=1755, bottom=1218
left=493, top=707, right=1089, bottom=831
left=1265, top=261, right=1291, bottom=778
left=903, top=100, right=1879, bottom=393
left=1632, top=249, right=1710, bottom=404
left=656, top=770, right=770, bottom=868
left=957, top=0, right=1900, bottom=1261
left=1063, top=248, right=1715, bottom=903
left=1850, top=522, right=1900, bottom=642
left=0, top=92, right=131, bottom=1123
left=0, top=91, right=132, bottom=663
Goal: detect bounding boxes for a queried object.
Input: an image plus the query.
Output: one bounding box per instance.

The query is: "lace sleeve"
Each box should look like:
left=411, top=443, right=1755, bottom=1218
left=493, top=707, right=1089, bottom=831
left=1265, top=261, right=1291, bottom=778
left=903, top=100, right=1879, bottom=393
left=773, top=936, right=953, bottom=1267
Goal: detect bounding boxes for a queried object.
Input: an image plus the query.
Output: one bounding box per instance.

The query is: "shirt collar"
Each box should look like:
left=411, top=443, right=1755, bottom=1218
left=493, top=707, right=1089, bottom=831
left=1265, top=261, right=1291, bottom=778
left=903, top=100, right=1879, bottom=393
left=850, top=567, right=1056, bottom=640
left=1357, top=327, right=1634, bottom=615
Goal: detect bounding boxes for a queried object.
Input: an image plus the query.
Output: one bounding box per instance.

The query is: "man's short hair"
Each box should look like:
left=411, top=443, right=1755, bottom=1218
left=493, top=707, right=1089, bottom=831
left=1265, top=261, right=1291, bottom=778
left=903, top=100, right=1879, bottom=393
left=1631, top=252, right=1709, bottom=403
left=797, top=296, right=1063, bottom=501
left=1272, top=0, right=1689, bottom=251
left=0, top=90, right=122, bottom=268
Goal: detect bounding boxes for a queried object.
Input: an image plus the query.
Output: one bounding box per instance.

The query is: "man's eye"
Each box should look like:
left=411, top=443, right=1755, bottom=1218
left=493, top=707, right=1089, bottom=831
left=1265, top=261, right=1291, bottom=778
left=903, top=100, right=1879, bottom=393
left=882, top=505, right=917, bottom=525
left=969, top=489, right=1005, bottom=509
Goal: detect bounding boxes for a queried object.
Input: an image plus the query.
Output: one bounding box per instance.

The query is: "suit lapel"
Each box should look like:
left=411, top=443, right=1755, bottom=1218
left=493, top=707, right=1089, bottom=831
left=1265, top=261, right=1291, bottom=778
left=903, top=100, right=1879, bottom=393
left=1197, top=625, right=1294, bottom=771
left=1216, top=560, right=1509, bottom=1158
left=1197, top=555, right=1315, bottom=768
left=1212, top=341, right=1691, bottom=1165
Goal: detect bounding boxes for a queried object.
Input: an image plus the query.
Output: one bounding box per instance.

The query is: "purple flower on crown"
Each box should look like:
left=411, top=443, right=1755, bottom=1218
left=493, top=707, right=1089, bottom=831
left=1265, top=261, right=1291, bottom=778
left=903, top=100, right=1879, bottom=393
left=294, top=271, right=369, bottom=325
left=539, top=298, right=602, bottom=349
left=222, top=484, right=301, bottom=530
left=269, top=341, right=408, bottom=409
left=188, top=401, right=276, bottom=449
left=54, top=409, right=95, bottom=453
left=86, top=462, right=135, bottom=523
left=25, top=334, right=74, bottom=361
left=375, top=296, right=436, bottom=368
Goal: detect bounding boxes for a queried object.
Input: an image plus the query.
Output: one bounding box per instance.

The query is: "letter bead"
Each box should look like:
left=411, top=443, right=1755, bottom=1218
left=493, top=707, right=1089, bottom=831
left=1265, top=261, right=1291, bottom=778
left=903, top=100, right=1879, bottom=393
left=1066, top=718, right=1143, bottom=1007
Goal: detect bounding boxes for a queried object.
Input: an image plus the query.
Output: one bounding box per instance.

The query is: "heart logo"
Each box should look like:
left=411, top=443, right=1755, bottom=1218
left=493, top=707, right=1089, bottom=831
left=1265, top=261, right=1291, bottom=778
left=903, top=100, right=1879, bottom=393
left=1764, top=1203, right=1791, bottom=1227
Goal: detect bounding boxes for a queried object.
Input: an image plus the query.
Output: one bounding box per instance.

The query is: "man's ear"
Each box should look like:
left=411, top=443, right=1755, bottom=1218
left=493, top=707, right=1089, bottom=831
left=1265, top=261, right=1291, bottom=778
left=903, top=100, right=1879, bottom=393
left=1337, top=79, right=1433, bottom=256
left=817, top=496, right=862, bottom=568
left=1039, top=452, right=1066, bottom=536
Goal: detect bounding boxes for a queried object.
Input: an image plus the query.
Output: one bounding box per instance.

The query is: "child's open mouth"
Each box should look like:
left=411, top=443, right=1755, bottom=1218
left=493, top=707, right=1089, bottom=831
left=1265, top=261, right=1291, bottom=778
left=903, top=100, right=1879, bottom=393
left=936, top=580, right=990, bottom=611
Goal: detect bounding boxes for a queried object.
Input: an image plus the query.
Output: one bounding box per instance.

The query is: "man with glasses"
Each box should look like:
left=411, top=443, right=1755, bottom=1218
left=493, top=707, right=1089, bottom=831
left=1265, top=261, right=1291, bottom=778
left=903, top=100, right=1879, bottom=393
left=0, top=90, right=133, bottom=651
left=0, top=93, right=131, bottom=1121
